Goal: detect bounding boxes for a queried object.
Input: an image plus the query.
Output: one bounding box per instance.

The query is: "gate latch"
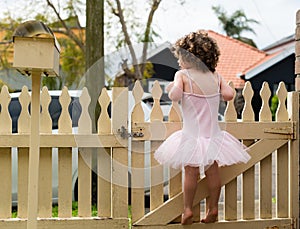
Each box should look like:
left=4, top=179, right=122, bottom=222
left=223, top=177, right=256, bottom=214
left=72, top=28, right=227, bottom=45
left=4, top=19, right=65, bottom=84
left=117, top=126, right=144, bottom=139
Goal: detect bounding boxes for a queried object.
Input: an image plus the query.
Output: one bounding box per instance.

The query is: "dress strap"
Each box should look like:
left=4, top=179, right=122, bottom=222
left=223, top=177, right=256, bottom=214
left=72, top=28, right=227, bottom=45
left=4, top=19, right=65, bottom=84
left=184, top=69, right=193, bottom=93
left=217, top=73, right=221, bottom=93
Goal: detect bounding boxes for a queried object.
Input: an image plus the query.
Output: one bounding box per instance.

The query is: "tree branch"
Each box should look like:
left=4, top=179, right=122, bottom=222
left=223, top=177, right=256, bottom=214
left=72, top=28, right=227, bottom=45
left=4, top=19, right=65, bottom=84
left=45, top=0, right=85, bottom=54
left=140, top=0, right=161, bottom=74
left=114, top=0, right=142, bottom=80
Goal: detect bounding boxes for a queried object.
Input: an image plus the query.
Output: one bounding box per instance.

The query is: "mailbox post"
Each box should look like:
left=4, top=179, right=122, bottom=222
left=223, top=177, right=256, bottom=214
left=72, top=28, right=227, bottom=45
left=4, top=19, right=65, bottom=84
left=12, top=20, right=60, bottom=229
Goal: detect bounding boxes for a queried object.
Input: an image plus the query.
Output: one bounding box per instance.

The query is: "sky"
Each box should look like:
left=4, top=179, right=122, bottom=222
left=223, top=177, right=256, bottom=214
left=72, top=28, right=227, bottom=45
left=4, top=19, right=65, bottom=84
left=0, top=0, right=299, bottom=50
left=154, top=0, right=300, bottom=49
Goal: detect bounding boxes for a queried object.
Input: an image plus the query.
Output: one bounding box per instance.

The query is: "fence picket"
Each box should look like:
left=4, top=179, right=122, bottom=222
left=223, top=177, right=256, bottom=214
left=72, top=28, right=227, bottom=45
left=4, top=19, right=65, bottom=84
left=0, top=85, right=12, bottom=133
left=0, top=86, right=11, bottom=218
left=224, top=82, right=249, bottom=221
left=258, top=82, right=273, bottom=219
left=168, top=101, right=182, bottom=223
left=275, top=82, right=288, bottom=121
left=39, top=87, right=52, bottom=218
left=17, top=86, right=31, bottom=218
left=58, top=87, right=73, bottom=218
left=131, top=81, right=146, bottom=222
left=0, top=78, right=297, bottom=228
left=242, top=83, right=256, bottom=219
left=18, top=86, right=31, bottom=133
left=276, top=143, right=288, bottom=218
left=111, top=87, right=128, bottom=218
left=97, top=88, right=112, bottom=217
left=241, top=81, right=254, bottom=121
left=150, top=81, right=164, bottom=212
left=241, top=82, right=256, bottom=220
left=259, top=82, right=272, bottom=122
left=78, top=88, right=92, bottom=217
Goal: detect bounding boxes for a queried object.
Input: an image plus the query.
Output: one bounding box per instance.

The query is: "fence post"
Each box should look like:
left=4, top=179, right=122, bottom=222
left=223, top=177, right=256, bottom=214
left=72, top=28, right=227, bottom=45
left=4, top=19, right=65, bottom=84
left=289, top=9, right=300, bottom=228
left=287, top=91, right=299, bottom=228
left=295, top=10, right=300, bottom=91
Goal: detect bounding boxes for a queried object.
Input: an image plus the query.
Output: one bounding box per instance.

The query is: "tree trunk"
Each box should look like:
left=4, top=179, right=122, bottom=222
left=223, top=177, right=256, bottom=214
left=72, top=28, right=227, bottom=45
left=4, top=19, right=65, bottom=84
left=85, top=0, right=105, bottom=133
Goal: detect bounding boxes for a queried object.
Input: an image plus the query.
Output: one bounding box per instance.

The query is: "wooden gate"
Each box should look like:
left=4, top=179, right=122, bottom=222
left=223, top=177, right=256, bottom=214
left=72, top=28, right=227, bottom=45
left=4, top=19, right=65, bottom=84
left=130, top=81, right=299, bottom=229
left=0, top=80, right=298, bottom=229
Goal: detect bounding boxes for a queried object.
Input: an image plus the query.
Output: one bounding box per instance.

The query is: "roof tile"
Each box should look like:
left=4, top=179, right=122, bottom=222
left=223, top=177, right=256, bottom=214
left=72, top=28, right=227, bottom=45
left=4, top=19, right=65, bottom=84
left=207, top=30, right=268, bottom=88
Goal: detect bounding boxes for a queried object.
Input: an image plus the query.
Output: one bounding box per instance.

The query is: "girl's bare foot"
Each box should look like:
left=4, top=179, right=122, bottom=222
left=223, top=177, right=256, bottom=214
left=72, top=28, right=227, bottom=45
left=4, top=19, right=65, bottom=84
left=181, top=209, right=193, bottom=225
left=201, top=208, right=218, bottom=223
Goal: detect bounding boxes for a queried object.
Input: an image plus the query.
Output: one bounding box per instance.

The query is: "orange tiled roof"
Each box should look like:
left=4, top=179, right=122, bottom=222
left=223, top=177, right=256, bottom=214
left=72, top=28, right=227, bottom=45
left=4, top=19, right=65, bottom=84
left=207, top=30, right=273, bottom=88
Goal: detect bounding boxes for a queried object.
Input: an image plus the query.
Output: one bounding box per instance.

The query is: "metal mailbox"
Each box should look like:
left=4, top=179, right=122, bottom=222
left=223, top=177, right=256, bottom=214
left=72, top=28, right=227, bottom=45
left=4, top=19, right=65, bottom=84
left=12, top=20, right=60, bottom=77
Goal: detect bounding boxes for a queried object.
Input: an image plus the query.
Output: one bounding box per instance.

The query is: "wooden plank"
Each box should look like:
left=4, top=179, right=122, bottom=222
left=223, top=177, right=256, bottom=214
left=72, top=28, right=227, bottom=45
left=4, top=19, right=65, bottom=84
left=131, top=81, right=146, bottom=223
left=258, top=82, right=272, bottom=122
left=78, top=149, right=92, bottom=217
left=0, top=134, right=127, bottom=147
left=277, top=143, right=288, bottom=218
left=168, top=100, right=182, bottom=223
left=38, top=86, right=52, bottom=218
left=97, top=147, right=112, bottom=217
left=241, top=81, right=257, bottom=220
left=0, top=148, right=12, bottom=218
left=241, top=82, right=254, bottom=122
left=38, top=148, right=52, bottom=218
left=58, top=148, right=73, bottom=218
left=97, top=88, right=112, bottom=218
left=0, top=86, right=12, bottom=219
left=111, top=87, right=128, bottom=218
left=225, top=179, right=237, bottom=221
left=77, top=88, right=92, bottom=217
left=169, top=167, right=182, bottom=223
left=132, top=218, right=293, bottom=229
left=275, top=82, right=288, bottom=121
left=0, top=85, right=12, bottom=134
left=242, top=140, right=255, bottom=220
left=134, top=139, right=288, bottom=226
left=225, top=79, right=241, bottom=221
left=131, top=122, right=295, bottom=141
left=149, top=81, right=164, bottom=212
left=0, top=218, right=129, bottom=229
left=260, top=153, right=272, bottom=219
left=58, top=87, right=73, bottom=218
left=0, top=218, right=292, bottom=229
left=0, top=121, right=295, bottom=148
left=18, top=148, right=29, bottom=218
left=112, top=146, right=128, bottom=218
left=131, top=142, right=145, bottom=222
left=242, top=166, right=255, bottom=219
left=150, top=141, right=164, bottom=211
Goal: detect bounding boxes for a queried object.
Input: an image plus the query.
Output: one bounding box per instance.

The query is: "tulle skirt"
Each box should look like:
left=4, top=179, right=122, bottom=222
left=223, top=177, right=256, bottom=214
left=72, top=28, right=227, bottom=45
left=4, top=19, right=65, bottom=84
left=154, top=130, right=251, bottom=170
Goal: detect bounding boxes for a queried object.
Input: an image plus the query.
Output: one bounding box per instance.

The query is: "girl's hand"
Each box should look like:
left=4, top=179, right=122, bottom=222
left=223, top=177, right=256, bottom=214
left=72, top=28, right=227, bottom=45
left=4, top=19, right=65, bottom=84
left=220, top=76, right=234, bottom=101
left=166, top=82, right=174, bottom=92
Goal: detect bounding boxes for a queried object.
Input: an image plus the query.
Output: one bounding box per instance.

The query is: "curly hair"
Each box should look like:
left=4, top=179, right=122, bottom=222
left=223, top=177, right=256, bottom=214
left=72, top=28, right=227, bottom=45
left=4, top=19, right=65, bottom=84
left=172, top=30, right=220, bottom=72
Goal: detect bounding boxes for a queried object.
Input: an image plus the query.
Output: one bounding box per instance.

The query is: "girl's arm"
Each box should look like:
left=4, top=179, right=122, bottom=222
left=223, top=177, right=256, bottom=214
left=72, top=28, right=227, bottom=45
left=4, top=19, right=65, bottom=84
left=220, top=76, right=234, bottom=101
left=167, top=71, right=184, bottom=102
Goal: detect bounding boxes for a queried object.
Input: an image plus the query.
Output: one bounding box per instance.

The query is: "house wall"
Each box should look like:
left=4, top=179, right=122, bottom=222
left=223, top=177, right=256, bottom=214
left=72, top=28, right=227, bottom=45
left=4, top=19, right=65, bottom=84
left=247, top=54, right=295, bottom=120
left=148, top=48, right=179, bottom=82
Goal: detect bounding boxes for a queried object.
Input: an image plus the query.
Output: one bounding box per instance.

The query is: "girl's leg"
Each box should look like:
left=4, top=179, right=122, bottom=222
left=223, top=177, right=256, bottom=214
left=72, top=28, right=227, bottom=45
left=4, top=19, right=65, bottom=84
left=182, top=166, right=199, bottom=225
left=201, top=161, right=221, bottom=223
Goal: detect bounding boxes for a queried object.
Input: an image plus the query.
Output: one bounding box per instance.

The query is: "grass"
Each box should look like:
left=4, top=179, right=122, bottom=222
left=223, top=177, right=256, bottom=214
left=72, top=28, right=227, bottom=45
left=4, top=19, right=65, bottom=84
left=11, top=203, right=132, bottom=228
left=11, top=202, right=98, bottom=218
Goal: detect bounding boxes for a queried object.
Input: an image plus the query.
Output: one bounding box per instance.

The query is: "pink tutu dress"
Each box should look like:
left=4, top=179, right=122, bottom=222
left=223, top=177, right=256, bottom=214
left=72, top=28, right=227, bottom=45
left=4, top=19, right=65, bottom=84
left=154, top=70, right=251, bottom=169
